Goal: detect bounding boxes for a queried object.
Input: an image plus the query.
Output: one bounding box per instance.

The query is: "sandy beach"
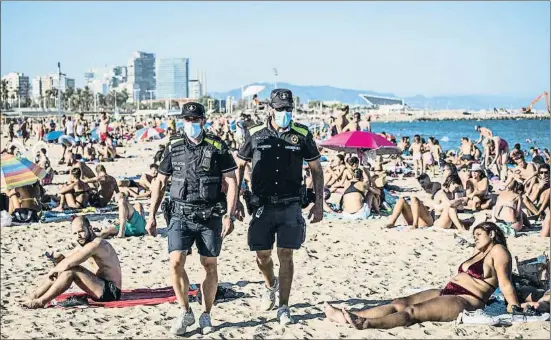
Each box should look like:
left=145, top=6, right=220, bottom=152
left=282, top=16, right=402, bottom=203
left=1, top=136, right=549, bottom=339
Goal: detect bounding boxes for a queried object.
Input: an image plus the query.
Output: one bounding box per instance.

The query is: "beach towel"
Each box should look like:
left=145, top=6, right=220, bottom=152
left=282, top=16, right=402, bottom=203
left=457, top=302, right=549, bottom=326
left=49, top=286, right=199, bottom=309
left=40, top=206, right=118, bottom=223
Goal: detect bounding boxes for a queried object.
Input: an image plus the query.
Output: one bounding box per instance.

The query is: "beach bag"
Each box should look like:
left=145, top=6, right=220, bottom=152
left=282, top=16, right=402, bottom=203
left=11, top=208, right=39, bottom=223
left=513, top=254, right=549, bottom=289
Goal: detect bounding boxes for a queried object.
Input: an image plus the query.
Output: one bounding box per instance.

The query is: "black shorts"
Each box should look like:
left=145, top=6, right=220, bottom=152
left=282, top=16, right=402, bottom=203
left=93, top=278, right=121, bottom=302
left=168, top=215, right=223, bottom=257
left=461, top=154, right=474, bottom=161
left=248, top=202, right=306, bottom=251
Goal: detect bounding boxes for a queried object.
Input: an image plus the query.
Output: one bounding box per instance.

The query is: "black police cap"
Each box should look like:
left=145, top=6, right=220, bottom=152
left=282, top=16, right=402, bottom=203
left=270, top=89, right=294, bottom=110
left=181, top=102, right=205, bottom=118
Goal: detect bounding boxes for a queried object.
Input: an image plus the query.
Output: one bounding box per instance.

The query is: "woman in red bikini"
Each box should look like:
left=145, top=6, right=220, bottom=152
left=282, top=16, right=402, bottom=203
left=324, top=222, right=521, bottom=329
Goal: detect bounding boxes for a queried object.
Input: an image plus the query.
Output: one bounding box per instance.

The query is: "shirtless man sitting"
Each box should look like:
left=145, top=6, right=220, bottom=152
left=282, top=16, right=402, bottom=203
left=71, top=155, right=96, bottom=183
left=417, top=173, right=441, bottom=198
left=504, top=153, right=538, bottom=192
left=53, top=168, right=91, bottom=211
left=36, top=148, right=55, bottom=185
left=84, top=165, right=119, bottom=207
left=118, top=164, right=158, bottom=198
left=465, top=163, right=492, bottom=211
left=98, top=192, right=147, bottom=238
left=341, top=112, right=361, bottom=132
left=458, top=137, right=475, bottom=167
left=21, top=216, right=122, bottom=308
left=324, top=154, right=347, bottom=188
left=523, top=164, right=550, bottom=219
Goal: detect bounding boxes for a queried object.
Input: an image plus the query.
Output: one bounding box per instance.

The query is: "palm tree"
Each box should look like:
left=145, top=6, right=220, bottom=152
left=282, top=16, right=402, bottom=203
left=75, top=88, right=83, bottom=111
left=119, top=88, right=129, bottom=108
left=44, top=89, right=52, bottom=109
left=51, top=87, right=59, bottom=108
left=64, top=87, right=75, bottom=110
left=14, top=88, right=20, bottom=108
left=97, top=93, right=106, bottom=109
left=82, top=86, right=92, bottom=111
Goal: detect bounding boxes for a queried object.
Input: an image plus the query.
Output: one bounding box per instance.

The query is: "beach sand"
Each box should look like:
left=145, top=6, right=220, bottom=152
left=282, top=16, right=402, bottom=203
left=1, top=137, right=549, bottom=339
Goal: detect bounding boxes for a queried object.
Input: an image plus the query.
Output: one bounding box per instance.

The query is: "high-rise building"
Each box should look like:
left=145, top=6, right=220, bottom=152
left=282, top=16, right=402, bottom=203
left=1, top=72, right=30, bottom=103
left=127, top=51, right=156, bottom=100
left=155, top=58, right=189, bottom=99
left=39, top=74, right=75, bottom=93
left=31, top=77, right=42, bottom=100
left=84, top=65, right=128, bottom=95
left=188, top=79, right=203, bottom=99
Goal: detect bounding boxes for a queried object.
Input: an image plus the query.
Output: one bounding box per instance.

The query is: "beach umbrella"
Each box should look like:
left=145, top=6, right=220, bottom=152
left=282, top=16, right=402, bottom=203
left=176, top=121, right=184, bottom=129
left=90, top=127, right=114, bottom=141
left=1, top=154, right=47, bottom=192
left=159, top=121, right=169, bottom=130
left=135, top=127, right=164, bottom=141
left=242, top=85, right=266, bottom=97
left=43, top=131, right=63, bottom=142
left=58, top=134, right=78, bottom=146
left=319, top=131, right=401, bottom=155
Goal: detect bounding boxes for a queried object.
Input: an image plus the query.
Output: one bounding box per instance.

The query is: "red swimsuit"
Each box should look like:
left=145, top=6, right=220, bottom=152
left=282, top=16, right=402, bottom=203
left=440, top=252, right=496, bottom=302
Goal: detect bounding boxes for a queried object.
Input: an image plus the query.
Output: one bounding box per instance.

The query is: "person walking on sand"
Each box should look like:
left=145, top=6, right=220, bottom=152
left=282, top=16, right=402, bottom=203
left=235, top=89, right=324, bottom=326
left=409, top=135, right=424, bottom=177
left=146, top=102, right=239, bottom=336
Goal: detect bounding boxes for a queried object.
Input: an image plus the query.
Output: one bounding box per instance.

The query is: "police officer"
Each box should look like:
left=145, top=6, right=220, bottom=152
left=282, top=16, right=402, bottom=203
left=235, top=89, right=324, bottom=325
left=146, top=102, right=238, bottom=336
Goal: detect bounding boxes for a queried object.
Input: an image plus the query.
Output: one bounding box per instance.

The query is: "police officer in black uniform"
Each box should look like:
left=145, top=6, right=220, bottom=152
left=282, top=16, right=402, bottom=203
left=235, top=89, right=324, bottom=325
left=147, top=102, right=238, bottom=336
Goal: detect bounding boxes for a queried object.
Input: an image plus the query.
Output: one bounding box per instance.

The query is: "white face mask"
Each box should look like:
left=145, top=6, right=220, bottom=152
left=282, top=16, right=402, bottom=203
left=184, top=122, right=202, bottom=139
left=273, top=110, right=292, bottom=128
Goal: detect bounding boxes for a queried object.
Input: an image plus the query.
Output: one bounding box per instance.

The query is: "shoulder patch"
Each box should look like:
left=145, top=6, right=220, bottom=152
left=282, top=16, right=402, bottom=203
left=204, top=137, right=222, bottom=151
left=290, top=121, right=308, bottom=136
left=248, top=123, right=266, bottom=136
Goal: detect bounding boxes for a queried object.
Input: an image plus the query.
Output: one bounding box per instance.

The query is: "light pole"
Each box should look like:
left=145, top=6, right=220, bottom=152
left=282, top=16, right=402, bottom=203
left=146, top=90, right=155, bottom=109
left=57, top=62, right=66, bottom=116
left=132, top=89, right=140, bottom=111
left=273, top=68, right=278, bottom=89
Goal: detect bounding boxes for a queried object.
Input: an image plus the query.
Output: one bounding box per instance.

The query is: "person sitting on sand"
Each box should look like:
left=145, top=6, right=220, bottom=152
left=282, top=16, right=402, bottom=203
left=474, top=125, right=493, bottom=146
left=465, top=164, right=493, bottom=211
left=324, top=154, right=347, bottom=188
left=7, top=182, right=43, bottom=216
left=84, top=165, right=119, bottom=207
left=331, top=157, right=369, bottom=191
left=408, top=135, right=424, bottom=177
left=83, top=141, right=96, bottom=161
left=523, top=163, right=550, bottom=219
left=458, top=137, right=475, bottom=167
left=21, top=216, right=122, bottom=308
left=118, top=164, right=158, bottom=198
left=341, top=112, right=361, bottom=132
left=98, top=192, right=147, bottom=238
left=417, top=173, right=441, bottom=198
left=504, top=153, right=538, bottom=192
left=337, top=169, right=376, bottom=219
left=325, top=222, right=520, bottom=329
left=53, top=168, right=91, bottom=211
left=490, top=180, right=530, bottom=232
left=385, top=175, right=474, bottom=231
left=71, top=155, right=96, bottom=184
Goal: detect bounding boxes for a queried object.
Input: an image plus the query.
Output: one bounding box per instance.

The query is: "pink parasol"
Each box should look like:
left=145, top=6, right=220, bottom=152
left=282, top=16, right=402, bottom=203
left=318, top=131, right=401, bottom=155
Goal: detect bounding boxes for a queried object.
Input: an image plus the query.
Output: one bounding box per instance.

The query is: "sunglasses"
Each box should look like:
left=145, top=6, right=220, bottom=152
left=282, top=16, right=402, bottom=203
left=539, top=171, right=549, bottom=175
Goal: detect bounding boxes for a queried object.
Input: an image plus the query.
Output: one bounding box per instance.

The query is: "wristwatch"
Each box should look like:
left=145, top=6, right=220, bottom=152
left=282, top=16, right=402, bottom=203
left=225, top=214, right=236, bottom=222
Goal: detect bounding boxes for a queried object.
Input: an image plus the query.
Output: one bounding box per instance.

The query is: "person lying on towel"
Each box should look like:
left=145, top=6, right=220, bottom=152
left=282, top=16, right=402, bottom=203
left=21, top=216, right=122, bottom=308
left=98, top=192, right=148, bottom=238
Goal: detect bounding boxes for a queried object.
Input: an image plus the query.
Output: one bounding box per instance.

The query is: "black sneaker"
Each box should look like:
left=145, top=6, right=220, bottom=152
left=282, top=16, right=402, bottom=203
left=57, top=295, right=89, bottom=307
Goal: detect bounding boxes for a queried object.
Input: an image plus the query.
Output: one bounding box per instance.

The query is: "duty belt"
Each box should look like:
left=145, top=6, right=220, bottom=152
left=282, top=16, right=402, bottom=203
left=171, top=200, right=226, bottom=221
left=251, top=195, right=300, bottom=207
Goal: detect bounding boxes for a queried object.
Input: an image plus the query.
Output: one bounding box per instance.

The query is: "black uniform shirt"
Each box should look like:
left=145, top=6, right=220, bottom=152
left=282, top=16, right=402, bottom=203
left=158, top=132, right=237, bottom=177
left=237, top=119, right=320, bottom=198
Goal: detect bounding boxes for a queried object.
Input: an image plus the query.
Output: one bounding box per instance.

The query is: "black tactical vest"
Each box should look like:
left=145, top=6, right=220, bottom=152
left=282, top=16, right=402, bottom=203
left=169, top=134, right=224, bottom=205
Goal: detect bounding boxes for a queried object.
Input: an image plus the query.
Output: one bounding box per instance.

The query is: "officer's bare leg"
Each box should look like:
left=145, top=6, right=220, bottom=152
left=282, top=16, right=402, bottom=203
left=170, top=251, right=191, bottom=311
left=277, top=248, right=294, bottom=307
left=256, top=250, right=276, bottom=288
left=199, top=256, right=218, bottom=314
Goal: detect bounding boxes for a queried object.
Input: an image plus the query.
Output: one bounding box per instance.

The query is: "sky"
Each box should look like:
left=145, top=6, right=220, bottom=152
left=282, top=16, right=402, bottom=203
left=1, top=1, right=549, bottom=97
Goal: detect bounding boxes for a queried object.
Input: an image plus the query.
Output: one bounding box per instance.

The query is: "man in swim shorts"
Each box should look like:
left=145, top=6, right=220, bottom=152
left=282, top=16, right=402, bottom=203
left=21, top=216, right=122, bottom=308
left=99, top=192, right=147, bottom=238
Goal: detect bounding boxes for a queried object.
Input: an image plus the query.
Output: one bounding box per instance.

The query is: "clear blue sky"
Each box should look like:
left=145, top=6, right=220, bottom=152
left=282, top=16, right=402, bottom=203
left=1, top=1, right=549, bottom=97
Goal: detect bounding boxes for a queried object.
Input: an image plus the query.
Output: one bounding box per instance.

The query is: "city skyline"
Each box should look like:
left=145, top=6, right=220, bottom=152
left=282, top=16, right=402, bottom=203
left=1, top=1, right=549, bottom=97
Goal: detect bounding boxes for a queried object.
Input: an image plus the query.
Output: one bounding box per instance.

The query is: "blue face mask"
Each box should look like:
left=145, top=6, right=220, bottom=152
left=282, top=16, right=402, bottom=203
left=184, top=122, right=202, bottom=139
left=274, top=110, right=292, bottom=128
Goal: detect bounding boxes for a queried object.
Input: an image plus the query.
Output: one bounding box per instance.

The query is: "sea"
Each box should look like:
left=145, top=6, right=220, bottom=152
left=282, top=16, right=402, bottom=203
left=370, top=118, right=550, bottom=153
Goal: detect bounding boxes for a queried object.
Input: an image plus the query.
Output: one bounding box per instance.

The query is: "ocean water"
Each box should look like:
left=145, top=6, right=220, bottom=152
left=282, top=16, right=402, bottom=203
left=371, top=118, right=550, bottom=153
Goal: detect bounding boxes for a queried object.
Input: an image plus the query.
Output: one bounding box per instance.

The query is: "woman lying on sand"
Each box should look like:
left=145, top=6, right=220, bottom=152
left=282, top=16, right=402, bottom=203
left=325, top=222, right=520, bottom=329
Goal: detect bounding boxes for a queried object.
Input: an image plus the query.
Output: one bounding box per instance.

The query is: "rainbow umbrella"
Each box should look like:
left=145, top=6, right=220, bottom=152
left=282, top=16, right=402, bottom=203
left=1, top=154, right=47, bottom=192
left=135, top=127, right=164, bottom=141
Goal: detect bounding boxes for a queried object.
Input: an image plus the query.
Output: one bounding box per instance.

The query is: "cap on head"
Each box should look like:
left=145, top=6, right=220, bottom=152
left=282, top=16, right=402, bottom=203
left=470, top=163, right=483, bottom=172
left=270, top=89, right=294, bottom=110
left=181, top=102, right=205, bottom=118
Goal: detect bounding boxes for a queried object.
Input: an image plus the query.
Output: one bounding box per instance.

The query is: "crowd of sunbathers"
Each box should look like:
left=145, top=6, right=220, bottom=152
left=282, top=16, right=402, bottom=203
left=1, top=110, right=549, bottom=331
